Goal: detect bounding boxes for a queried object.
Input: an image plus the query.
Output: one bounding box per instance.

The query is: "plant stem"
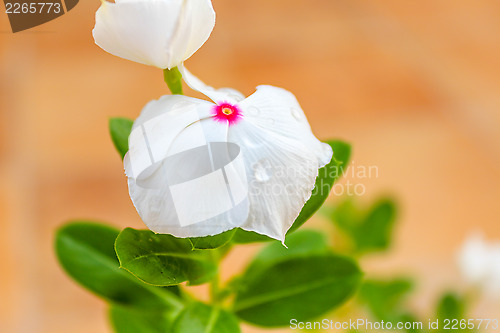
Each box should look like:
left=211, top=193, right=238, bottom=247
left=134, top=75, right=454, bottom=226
left=210, top=272, right=221, bottom=305
left=209, top=249, right=222, bottom=305
left=208, top=244, right=237, bottom=306
left=163, top=67, right=183, bottom=95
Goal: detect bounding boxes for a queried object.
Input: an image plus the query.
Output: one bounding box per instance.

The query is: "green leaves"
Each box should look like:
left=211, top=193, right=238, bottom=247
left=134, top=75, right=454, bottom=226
left=163, top=67, right=183, bottom=95
left=109, top=117, right=133, bottom=159
left=435, top=293, right=473, bottom=333
left=115, top=228, right=217, bottom=286
left=109, top=305, right=175, bottom=333
left=233, top=230, right=362, bottom=327
left=55, top=222, right=183, bottom=312
left=359, top=278, right=423, bottom=332
left=233, top=140, right=352, bottom=244
left=235, top=255, right=362, bottom=326
left=70, top=132, right=364, bottom=332
left=243, top=230, right=330, bottom=278
left=231, top=229, right=274, bottom=244
left=173, top=302, right=241, bottom=333
left=436, top=292, right=465, bottom=320
left=189, top=229, right=236, bottom=250
left=56, top=223, right=242, bottom=332
left=332, top=197, right=397, bottom=253
left=359, top=278, right=414, bottom=321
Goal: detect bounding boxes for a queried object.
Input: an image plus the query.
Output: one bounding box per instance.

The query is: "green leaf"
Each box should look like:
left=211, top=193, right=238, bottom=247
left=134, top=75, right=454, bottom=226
left=329, top=199, right=360, bottom=231
left=233, top=140, right=352, bottom=244
left=163, top=67, right=183, bottom=95
left=436, top=292, right=465, bottom=320
left=109, top=117, right=134, bottom=159
left=243, top=229, right=330, bottom=282
left=436, top=293, right=473, bottom=332
left=54, top=222, right=183, bottom=313
left=234, top=253, right=362, bottom=327
left=189, top=229, right=236, bottom=250
left=109, top=305, right=176, bottom=333
left=172, top=302, right=241, bottom=333
left=115, top=228, right=217, bottom=286
left=228, top=230, right=329, bottom=297
left=288, top=140, right=351, bottom=233
left=354, top=199, right=396, bottom=251
left=332, top=198, right=397, bottom=253
left=232, top=229, right=274, bottom=244
left=359, top=278, right=414, bottom=321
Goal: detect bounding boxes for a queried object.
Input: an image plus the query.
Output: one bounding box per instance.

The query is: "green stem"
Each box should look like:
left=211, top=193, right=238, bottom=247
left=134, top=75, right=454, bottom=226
left=209, top=249, right=222, bottom=305
left=210, top=272, right=221, bottom=305
left=163, top=67, right=183, bottom=95
left=207, top=246, right=237, bottom=306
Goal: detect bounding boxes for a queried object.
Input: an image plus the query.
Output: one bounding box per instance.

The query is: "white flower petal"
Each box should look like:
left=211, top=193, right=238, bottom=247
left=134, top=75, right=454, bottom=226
left=457, top=233, right=490, bottom=284
left=182, top=0, right=217, bottom=61
left=217, top=88, right=246, bottom=102
left=93, top=0, right=215, bottom=69
left=457, top=232, right=500, bottom=298
left=179, top=68, right=331, bottom=167
left=125, top=95, right=249, bottom=237
left=179, top=65, right=243, bottom=103
left=93, top=0, right=181, bottom=68
left=240, top=85, right=333, bottom=168
left=486, top=254, right=500, bottom=297
left=164, top=0, right=216, bottom=68
left=227, top=120, right=320, bottom=241
left=219, top=87, right=332, bottom=241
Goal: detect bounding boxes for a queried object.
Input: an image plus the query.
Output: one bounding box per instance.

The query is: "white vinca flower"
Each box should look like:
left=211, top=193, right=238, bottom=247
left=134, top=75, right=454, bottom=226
left=457, top=232, right=500, bottom=297
left=93, top=0, right=215, bottom=69
left=124, top=66, right=332, bottom=242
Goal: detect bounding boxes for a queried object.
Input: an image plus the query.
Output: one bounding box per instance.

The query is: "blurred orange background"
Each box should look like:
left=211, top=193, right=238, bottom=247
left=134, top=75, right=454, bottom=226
left=1, top=0, right=500, bottom=332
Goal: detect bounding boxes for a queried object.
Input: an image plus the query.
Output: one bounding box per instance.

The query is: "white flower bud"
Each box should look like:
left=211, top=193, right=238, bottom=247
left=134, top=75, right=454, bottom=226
left=93, top=0, right=215, bottom=69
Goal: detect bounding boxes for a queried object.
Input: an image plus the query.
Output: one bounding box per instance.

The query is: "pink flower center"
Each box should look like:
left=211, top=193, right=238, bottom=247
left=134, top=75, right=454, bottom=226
left=212, top=103, right=242, bottom=125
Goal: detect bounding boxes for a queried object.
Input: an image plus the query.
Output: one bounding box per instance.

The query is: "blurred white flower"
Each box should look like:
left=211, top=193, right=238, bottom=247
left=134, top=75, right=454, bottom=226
left=457, top=232, right=500, bottom=297
left=124, top=67, right=332, bottom=242
left=93, top=0, right=215, bottom=69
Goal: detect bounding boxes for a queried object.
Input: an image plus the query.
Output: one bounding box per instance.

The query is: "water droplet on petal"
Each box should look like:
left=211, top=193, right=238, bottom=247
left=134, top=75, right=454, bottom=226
left=291, top=107, right=303, bottom=121
left=253, top=159, right=273, bottom=183
left=247, top=106, right=260, bottom=117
